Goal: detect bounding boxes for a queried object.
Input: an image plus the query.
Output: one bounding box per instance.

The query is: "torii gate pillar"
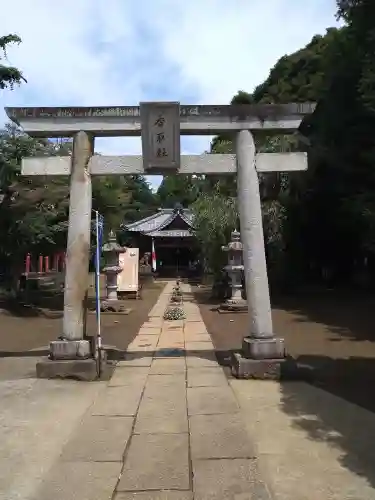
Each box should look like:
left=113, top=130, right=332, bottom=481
left=233, top=130, right=285, bottom=378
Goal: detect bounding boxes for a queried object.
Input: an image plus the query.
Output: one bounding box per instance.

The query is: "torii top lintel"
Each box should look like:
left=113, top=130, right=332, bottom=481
left=5, top=102, right=316, bottom=138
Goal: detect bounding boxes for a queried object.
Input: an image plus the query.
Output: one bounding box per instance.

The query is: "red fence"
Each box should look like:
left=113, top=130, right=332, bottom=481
left=24, top=252, right=66, bottom=274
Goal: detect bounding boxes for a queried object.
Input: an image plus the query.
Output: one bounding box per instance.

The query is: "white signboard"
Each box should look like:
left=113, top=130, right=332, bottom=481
left=117, top=248, right=139, bottom=292
left=140, top=101, right=180, bottom=172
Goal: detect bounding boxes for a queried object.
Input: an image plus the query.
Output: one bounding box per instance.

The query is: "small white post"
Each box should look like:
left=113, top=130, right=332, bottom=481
left=94, top=210, right=102, bottom=356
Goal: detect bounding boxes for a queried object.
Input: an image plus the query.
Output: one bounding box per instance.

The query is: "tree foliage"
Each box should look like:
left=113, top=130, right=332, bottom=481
left=191, top=190, right=238, bottom=276
left=0, top=34, right=26, bottom=90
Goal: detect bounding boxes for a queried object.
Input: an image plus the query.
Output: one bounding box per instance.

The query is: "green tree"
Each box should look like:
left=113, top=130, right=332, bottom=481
left=191, top=190, right=238, bottom=276
left=0, top=34, right=26, bottom=89
left=156, top=175, right=205, bottom=208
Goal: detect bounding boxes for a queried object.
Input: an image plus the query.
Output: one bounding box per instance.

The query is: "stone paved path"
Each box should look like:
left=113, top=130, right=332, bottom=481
left=29, top=282, right=375, bottom=499
left=32, top=282, right=271, bottom=500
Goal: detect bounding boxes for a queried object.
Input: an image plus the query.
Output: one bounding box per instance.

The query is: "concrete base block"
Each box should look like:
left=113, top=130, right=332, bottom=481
left=231, top=352, right=285, bottom=380
left=242, top=336, right=285, bottom=360
left=50, top=340, right=91, bottom=360
left=218, top=300, right=248, bottom=313
left=100, top=299, right=127, bottom=312
left=36, top=358, right=98, bottom=381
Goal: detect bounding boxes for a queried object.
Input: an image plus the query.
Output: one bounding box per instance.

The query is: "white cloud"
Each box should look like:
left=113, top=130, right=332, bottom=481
left=0, top=0, right=341, bottom=190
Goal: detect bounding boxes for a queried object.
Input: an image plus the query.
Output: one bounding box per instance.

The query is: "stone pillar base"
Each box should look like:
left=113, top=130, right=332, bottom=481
left=242, top=336, right=285, bottom=359
left=218, top=300, right=248, bottom=313
left=36, top=358, right=98, bottom=381
left=231, top=352, right=285, bottom=379
left=230, top=336, right=286, bottom=380
left=50, top=340, right=91, bottom=360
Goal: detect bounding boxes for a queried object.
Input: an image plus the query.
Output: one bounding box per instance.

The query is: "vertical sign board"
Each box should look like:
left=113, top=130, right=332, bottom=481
left=140, top=102, right=181, bottom=173
left=118, top=248, right=139, bottom=293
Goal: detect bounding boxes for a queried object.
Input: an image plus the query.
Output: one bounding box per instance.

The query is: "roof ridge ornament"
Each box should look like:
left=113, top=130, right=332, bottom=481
left=173, top=202, right=184, bottom=214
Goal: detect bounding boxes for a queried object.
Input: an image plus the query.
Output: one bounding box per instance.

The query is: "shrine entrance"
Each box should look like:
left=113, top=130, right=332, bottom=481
left=7, top=100, right=313, bottom=379
left=155, top=240, right=199, bottom=278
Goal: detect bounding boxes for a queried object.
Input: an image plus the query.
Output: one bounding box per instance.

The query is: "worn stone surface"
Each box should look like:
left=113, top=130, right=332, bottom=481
left=109, top=366, right=149, bottom=387
left=231, top=379, right=375, bottom=499
left=36, top=358, right=97, bottom=381
left=61, top=415, right=134, bottom=462
left=185, top=355, right=218, bottom=369
left=183, top=333, right=211, bottom=343
left=90, top=386, right=143, bottom=416
left=242, top=336, right=285, bottom=359
left=185, top=341, right=214, bottom=352
left=135, top=409, right=188, bottom=434
left=190, top=414, right=255, bottom=459
left=62, top=130, right=93, bottom=341
left=115, top=492, right=193, bottom=500
left=187, top=386, right=239, bottom=415
left=187, top=368, right=228, bottom=388
left=0, top=360, right=104, bottom=500
left=231, top=352, right=284, bottom=379
left=193, top=459, right=271, bottom=500
left=50, top=339, right=91, bottom=359
left=118, top=434, right=190, bottom=491
left=31, top=461, right=122, bottom=500
left=149, top=358, right=186, bottom=374
left=117, top=354, right=153, bottom=367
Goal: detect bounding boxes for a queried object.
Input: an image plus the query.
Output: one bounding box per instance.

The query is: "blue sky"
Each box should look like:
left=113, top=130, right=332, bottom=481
left=0, top=0, right=341, bottom=190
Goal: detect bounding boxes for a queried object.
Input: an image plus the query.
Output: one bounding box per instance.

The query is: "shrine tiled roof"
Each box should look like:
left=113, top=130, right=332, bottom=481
left=123, top=206, right=194, bottom=237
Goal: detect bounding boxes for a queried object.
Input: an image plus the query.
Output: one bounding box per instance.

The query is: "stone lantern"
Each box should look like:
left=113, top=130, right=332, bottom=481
left=220, top=230, right=247, bottom=312
left=102, top=230, right=126, bottom=311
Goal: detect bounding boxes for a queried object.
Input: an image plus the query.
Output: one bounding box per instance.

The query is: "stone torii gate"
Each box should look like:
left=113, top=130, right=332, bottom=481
left=5, top=102, right=314, bottom=380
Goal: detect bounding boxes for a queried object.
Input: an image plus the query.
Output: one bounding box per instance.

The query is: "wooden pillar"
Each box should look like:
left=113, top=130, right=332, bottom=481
left=25, top=253, right=31, bottom=274
left=38, top=255, right=43, bottom=273
left=62, top=131, right=93, bottom=341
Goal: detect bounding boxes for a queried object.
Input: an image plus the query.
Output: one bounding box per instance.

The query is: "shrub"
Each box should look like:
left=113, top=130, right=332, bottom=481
left=163, top=306, right=186, bottom=320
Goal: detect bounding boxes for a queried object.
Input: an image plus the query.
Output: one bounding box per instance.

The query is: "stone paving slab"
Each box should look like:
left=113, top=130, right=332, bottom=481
left=143, top=376, right=186, bottom=399
left=109, top=367, right=150, bottom=387
left=193, top=459, right=271, bottom=500
left=149, top=358, right=186, bottom=374
left=134, top=410, right=188, bottom=435
left=115, top=492, right=193, bottom=500
left=138, top=327, right=161, bottom=335
left=184, top=325, right=207, bottom=335
left=91, top=386, right=143, bottom=416
left=183, top=333, right=211, bottom=342
left=185, top=341, right=214, bottom=352
left=185, top=355, right=217, bottom=368
left=127, top=335, right=159, bottom=350
left=157, top=335, right=185, bottom=344
left=187, top=386, right=239, bottom=415
left=117, top=355, right=153, bottom=367
left=154, top=348, right=185, bottom=358
left=61, top=415, right=133, bottom=462
left=157, top=342, right=184, bottom=350
left=231, top=379, right=375, bottom=499
left=189, top=414, right=256, bottom=459
left=138, top=390, right=187, bottom=417
left=187, top=367, right=228, bottom=388
left=118, top=434, right=190, bottom=491
left=32, top=461, right=122, bottom=500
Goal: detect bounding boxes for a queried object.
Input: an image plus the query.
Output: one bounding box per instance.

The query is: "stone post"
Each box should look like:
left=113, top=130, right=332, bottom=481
left=62, top=131, right=93, bottom=341
left=36, top=131, right=98, bottom=380
left=233, top=130, right=285, bottom=378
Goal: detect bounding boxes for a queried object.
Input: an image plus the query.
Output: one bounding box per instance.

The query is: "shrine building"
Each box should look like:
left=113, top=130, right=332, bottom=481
left=121, top=204, right=200, bottom=277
